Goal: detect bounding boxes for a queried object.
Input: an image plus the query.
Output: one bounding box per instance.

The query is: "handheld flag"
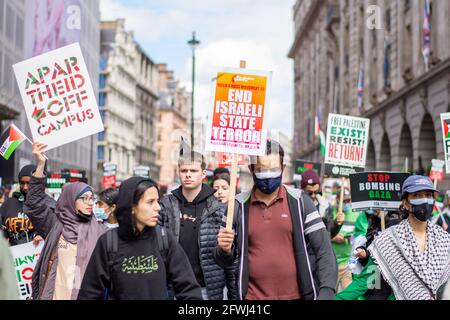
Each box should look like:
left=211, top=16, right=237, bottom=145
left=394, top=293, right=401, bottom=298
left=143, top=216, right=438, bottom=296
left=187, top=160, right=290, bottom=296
left=315, top=111, right=326, bottom=156
left=422, top=0, right=431, bottom=71
left=0, top=124, right=30, bottom=160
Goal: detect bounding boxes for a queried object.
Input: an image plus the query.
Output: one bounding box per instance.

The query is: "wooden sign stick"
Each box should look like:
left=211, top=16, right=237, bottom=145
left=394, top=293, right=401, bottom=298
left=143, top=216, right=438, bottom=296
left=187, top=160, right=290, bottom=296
left=226, top=60, right=246, bottom=231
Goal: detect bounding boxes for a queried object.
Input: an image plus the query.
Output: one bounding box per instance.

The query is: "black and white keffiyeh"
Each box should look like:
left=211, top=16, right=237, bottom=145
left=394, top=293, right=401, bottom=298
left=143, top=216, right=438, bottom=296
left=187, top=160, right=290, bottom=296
left=368, top=219, right=450, bottom=300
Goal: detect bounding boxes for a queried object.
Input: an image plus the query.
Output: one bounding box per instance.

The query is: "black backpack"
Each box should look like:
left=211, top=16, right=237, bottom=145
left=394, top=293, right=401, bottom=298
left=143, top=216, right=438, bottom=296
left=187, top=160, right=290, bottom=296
left=104, top=226, right=170, bottom=299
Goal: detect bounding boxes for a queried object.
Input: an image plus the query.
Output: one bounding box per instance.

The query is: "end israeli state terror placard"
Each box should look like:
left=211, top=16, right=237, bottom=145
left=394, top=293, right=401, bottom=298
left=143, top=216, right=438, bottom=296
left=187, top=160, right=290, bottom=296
left=324, top=113, right=370, bottom=177
left=13, top=43, right=104, bottom=150
left=205, top=68, right=271, bottom=156
left=349, top=172, right=410, bottom=211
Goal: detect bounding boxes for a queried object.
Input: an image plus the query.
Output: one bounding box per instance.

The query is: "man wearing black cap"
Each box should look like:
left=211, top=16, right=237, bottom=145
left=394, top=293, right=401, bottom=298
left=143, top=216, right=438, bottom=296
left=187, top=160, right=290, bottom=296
left=0, top=164, right=53, bottom=246
left=301, top=169, right=344, bottom=238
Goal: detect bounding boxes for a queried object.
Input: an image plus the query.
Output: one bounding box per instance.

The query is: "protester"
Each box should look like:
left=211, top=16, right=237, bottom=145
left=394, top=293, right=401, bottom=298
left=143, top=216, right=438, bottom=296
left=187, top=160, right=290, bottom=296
left=336, top=175, right=450, bottom=300
left=212, top=168, right=231, bottom=204
left=0, top=236, right=19, bottom=299
left=78, top=177, right=202, bottom=300
left=0, top=189, right=5, bottom=207
left=331, top=187, right=360, bottom=292
left=214, top=139, right=337, bottom=300
left=301, top=170, right=344, bottom=238
left=159, top=148, right=235, bottom=300
left=436, top=191, right=450, bottom=233
left=0, top=164, right=53, bottom=246
left=24, top=142, right=108, bottom=300
left=94, top=188, right=119, bottom=229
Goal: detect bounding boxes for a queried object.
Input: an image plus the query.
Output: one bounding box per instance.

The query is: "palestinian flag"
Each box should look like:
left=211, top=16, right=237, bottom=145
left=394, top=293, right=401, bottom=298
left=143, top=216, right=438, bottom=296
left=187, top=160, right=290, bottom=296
left=0, top=124, right=28, bottom=160
left=443, top=118, right=450, bottom=139
left=315, top=112, right=326, bottom=157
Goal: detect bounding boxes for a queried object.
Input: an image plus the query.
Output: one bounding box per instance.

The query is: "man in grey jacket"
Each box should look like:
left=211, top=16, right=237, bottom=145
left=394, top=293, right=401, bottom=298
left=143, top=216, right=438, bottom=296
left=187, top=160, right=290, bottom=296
left=214, top=139, right=338, bottom=300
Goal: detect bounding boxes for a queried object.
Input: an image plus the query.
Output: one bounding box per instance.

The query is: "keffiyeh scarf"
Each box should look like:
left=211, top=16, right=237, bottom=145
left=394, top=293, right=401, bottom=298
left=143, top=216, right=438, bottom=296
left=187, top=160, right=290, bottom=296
left=368, top=219, right=450, bottom=300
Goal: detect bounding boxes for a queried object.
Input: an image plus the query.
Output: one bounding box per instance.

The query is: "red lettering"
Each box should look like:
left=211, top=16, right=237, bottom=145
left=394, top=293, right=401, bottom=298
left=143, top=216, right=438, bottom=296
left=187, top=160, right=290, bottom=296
left=21, top=267, right=34, bottom=281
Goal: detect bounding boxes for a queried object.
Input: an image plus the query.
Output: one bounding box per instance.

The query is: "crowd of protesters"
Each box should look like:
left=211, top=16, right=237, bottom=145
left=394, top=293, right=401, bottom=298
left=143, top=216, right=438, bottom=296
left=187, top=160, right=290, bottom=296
left=1, top=139, right=450, bottom=300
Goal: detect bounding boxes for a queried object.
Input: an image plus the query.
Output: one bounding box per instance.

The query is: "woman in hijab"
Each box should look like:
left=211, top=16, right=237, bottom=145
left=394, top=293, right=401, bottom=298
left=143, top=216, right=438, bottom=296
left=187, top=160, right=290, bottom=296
left=78, top=176, right=202, bottom=300
left=24, top=142, right=107, bottom=300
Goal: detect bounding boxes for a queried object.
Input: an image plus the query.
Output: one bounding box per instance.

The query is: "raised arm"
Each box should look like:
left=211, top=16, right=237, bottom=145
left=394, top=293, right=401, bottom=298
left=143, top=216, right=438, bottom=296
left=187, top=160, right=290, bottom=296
left=23, top=142, right=56, bottom=238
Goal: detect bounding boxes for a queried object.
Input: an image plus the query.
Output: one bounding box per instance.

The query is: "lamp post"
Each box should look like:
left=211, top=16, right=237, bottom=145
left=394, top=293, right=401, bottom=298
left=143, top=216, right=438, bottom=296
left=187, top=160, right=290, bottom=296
left=187, top=32, right=200, bottom=149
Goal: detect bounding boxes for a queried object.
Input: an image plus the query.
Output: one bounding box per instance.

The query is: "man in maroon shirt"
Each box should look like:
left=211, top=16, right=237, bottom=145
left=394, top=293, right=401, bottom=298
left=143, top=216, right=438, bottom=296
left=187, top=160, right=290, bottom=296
left=214, top=139, right=338, bottom=300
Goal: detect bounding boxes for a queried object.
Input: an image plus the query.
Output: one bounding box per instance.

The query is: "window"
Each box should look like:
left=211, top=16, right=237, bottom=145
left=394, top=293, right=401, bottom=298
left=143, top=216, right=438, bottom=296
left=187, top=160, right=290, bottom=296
left=5, top=4, right=13, bottom=41
left=15, top=15, right=23, bottom=50
left=0, top=0, right=4, bottom=33
left=97, top=146, right=104, bottom=160
left=98, top=131, right=105, bottom=141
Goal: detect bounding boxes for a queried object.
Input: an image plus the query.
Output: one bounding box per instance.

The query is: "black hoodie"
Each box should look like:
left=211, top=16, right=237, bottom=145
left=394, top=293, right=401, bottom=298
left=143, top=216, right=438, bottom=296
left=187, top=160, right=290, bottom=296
left=78, top=177, right=202, bottom=300
left=171, top=184, right=215, bottom=287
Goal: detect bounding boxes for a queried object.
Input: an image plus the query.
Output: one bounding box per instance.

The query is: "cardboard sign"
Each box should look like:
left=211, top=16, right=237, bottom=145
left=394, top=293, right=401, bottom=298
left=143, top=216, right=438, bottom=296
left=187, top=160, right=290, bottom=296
left=430, top=159, right=445, bottom=181
left=102, top=162, right=117, bottom=189
left=441, top=113, right=450, bottom=174
left=217, top=152, right=246, bottom=167
left=324, top=114, right=370, bottom=177
left=13, top=43, right=104, bottom=150
left=349, top=172, right=410, bottom=211
left=133, top=166, right=150, bottom=178
left=205, top=68, right=271, bottom=156
left=9, top=241, right=44, bottom=299
left=295, top=159, right=321, bottom=175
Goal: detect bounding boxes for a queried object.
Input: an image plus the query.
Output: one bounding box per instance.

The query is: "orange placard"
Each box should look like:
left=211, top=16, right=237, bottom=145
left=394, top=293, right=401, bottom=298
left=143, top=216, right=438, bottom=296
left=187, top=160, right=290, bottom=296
left=206, top=68, right=271, bottom=156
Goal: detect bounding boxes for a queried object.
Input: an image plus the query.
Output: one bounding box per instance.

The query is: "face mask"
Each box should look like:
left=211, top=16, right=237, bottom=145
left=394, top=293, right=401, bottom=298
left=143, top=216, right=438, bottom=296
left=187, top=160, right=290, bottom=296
left=366, top=209, right=374, bottom=215
left=253, top=171, right=283, bottom=195
left=409, top=198, right=434, bottom=222
left=343, top=203, right=351, bottom=212
left=94, top=207, right=109, bottom=220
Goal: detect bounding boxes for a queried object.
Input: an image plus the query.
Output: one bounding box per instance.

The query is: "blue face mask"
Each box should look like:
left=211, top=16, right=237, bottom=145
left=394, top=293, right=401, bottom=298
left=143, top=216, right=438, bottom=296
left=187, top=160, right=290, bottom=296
left=343, top=203, right=352, bottom=212
left=253, top=171, right=283, bottom=195
left=366, top=209, right=374, bottom=215
left=94, top=207, right=109, bottom=220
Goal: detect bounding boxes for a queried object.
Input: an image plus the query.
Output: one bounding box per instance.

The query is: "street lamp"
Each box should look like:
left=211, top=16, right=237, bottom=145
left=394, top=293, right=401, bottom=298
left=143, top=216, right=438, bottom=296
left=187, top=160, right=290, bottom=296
left=188, top=31, right=200, bottom=149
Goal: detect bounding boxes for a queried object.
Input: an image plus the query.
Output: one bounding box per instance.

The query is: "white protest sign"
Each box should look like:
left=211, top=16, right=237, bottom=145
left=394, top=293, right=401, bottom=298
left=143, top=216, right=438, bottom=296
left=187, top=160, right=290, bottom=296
left=325, top=113, right=370, bottom=169
left=13, top=42, right=104, bottom=150
left=9, top=241, right=44, bottom=299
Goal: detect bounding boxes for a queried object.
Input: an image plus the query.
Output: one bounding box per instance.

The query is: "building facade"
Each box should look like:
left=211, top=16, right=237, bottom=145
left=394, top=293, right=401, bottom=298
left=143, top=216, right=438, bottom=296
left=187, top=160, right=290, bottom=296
left=134, top=44, right=160, bottom=180
left=0, top=0, right=100, bottom=185
left=290, top=0, right=450, bottom=188
left=155, top=63, right=190, bottom=189
left=99, top=19, right=137, bottom=184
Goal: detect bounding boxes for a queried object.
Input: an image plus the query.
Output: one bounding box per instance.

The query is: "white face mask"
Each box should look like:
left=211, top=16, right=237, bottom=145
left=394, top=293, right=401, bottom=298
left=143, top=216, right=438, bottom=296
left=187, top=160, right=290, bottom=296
left=254, top=171, right=282, bottom=179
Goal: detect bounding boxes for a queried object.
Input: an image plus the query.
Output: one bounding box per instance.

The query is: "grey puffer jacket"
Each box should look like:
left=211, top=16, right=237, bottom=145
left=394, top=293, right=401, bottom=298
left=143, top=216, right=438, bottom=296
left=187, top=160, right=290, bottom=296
left=159, top=187, right=236, bottom=300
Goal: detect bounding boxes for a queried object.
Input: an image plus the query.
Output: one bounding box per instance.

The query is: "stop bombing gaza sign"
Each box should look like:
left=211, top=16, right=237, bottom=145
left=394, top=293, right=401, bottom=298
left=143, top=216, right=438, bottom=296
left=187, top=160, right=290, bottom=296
left=324, top=114, right=370, bottom=177
left=205, top=67, right=271, bottom=156
left=350, top=172, right=410, bottom=212
left=13, top=43, right=104, bottom=150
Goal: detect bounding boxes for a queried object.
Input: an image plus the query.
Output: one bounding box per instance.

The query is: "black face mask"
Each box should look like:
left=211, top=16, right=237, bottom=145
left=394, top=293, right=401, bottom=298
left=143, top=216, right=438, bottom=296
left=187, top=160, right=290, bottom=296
left=77, top=210, right=93, bottom=222
left=409, top=199, right=434, bottom=222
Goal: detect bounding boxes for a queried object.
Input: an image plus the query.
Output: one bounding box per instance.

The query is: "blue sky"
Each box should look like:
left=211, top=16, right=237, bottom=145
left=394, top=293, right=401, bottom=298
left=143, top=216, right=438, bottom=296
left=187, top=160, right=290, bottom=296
left=100, top=0, right=296, bottom=138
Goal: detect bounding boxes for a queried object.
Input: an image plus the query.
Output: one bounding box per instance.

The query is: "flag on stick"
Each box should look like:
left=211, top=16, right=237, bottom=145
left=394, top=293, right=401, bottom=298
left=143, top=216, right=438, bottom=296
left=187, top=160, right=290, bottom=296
left=0, top=124, right=30, bottom=160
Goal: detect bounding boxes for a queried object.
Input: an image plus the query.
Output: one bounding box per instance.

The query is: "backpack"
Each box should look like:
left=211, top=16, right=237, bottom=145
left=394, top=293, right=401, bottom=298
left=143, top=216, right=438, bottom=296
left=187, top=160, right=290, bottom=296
left=104, top=226, right=170, bottom=299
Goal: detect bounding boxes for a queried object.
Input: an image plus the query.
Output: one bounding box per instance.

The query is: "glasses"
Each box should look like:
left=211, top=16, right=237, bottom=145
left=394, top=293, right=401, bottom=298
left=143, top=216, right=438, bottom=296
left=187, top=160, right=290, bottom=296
left=306, top=191, right=321, bottom=196
left=78, top=196, right=97, bottom=204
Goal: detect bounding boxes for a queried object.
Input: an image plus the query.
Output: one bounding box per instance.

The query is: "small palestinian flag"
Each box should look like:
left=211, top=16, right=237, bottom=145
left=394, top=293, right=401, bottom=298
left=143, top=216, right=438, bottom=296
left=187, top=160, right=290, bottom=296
left=443, top=118, right=450, bottom=139
left=0, top=124, right=28, bottom=160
